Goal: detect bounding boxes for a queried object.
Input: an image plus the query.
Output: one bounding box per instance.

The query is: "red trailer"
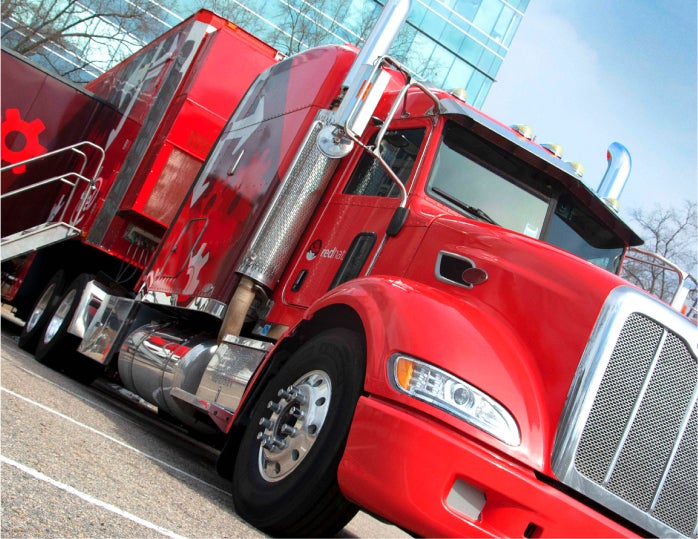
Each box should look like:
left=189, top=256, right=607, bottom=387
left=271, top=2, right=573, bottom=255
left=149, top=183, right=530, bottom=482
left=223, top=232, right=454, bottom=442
left=1, top=10, right=281, bottom=328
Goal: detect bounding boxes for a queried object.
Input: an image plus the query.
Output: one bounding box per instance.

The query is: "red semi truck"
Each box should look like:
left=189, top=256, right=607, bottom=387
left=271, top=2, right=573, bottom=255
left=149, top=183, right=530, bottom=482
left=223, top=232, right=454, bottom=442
left=2, top=1, right=696, bottom=537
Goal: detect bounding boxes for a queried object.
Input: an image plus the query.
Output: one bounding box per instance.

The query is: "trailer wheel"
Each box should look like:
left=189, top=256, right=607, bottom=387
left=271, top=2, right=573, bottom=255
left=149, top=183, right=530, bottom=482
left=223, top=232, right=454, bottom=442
left=34, top=274, right=102, bottom=383
left=232, top=328, right=364, bottom=537
left=18, top=270, right=66, bottom=352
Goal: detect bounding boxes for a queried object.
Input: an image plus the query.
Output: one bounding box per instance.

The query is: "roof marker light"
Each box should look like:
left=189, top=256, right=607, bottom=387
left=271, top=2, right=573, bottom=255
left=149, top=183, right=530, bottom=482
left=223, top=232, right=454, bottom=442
left=450, top=88, right=468, bottom=102
left=510, top=124, right=533, bottom=140
left=567, top=161, right=585, bottom=177
left=541, top=143, right=563, bottom=158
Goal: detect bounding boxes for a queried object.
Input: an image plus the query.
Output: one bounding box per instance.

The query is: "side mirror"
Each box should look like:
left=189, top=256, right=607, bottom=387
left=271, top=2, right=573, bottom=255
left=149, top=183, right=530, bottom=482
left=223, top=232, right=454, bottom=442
left=386, top=207, right=409, bottom=237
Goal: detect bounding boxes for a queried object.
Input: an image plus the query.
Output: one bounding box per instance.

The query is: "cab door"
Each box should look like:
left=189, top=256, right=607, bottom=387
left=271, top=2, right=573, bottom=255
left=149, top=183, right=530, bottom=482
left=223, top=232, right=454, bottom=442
left=281, top=124, right=427, bottom=308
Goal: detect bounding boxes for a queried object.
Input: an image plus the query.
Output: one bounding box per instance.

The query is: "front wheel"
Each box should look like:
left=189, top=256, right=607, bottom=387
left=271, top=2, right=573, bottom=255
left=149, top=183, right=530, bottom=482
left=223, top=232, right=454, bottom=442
left=232, top=328, right=365, bottom=537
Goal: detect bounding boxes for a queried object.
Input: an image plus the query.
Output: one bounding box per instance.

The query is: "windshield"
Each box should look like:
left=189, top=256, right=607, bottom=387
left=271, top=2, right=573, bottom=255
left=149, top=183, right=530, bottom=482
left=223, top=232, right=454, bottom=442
left=426, top=121, right=626, bottom=272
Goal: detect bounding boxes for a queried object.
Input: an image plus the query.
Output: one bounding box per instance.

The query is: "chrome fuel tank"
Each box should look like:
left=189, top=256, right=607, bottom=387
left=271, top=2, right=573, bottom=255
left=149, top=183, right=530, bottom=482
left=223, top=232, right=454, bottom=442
left=118, top=323, right=217, bottom=432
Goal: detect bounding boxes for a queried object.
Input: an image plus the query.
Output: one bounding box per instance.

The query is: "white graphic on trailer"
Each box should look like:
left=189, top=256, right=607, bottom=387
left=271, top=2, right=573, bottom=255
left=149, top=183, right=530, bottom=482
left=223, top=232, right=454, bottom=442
left=190, top=69, right=271, bottom=207
left=47, top=195, right=66, bottom=223
left=103, top=36, right=182, bottom=152
left=181, top=243, right=210, bottom=295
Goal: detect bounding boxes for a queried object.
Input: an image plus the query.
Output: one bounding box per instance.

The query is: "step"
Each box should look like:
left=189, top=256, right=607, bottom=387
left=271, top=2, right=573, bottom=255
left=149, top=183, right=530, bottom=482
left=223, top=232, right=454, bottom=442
left=1, top=222, right=82, bottom=262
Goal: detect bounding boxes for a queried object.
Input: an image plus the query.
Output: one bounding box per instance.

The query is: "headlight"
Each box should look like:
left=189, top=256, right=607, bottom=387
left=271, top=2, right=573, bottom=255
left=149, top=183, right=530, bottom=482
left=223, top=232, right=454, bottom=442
left=388, top=354, right=521, bottom=446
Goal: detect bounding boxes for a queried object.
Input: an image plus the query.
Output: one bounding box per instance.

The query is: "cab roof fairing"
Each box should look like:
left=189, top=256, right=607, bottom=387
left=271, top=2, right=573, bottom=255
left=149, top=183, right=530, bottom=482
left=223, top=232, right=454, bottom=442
left=435, top=96, right=644, bottom=247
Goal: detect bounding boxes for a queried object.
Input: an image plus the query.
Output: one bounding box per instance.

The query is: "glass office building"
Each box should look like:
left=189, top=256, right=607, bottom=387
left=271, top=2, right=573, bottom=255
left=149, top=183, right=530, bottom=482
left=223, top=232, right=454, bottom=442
left=1, top=0, right=529, bottom=108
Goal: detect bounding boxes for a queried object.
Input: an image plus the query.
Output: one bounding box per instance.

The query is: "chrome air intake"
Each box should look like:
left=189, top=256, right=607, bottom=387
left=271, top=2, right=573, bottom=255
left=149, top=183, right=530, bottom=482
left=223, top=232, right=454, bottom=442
left=236, top=110, right=338, bottom=289
left=553, top=287, right=697, bottom=538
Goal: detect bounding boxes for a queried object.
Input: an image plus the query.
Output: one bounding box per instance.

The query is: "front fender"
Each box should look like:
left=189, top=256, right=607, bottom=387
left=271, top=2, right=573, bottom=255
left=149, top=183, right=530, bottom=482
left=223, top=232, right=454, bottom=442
left=304, top=275, right=549, bottom=471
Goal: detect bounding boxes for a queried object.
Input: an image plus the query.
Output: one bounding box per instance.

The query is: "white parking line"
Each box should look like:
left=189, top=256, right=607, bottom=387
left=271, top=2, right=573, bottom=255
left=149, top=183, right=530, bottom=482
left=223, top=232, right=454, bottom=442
left=1, top=387, right=228, bottom=495
left=2, top=355, right=218, bottom=456
left=1, top=455, right=189, bottom=539
left=2, top=355, right=158, bottom=423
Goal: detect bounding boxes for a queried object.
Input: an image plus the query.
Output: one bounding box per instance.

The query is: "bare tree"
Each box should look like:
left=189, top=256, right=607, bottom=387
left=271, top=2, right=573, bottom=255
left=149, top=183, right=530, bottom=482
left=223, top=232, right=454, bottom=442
left=2, top=0, right=439, bottom=85
left=1, top=0, right=166, bottom=81
left=184, top=0, right=268, bottom=39
left=336, top=4, right=445, bottom=84
left=622, top=200, right=697, bottom=305
left=184, top=0, right=357, bottom=56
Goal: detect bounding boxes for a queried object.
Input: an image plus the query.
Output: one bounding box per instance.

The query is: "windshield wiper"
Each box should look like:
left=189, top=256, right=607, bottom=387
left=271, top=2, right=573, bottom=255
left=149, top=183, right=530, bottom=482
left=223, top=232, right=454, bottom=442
left=432, top=187, right=499, bottom=226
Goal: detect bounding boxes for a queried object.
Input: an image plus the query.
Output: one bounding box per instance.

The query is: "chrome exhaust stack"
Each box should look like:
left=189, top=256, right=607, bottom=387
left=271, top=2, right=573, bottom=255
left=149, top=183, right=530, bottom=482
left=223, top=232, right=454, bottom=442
left=333, top=0, right=412, bottom=129
left=596, top=142, right=632, bottom=212
left=319, top=0, right=412, bottom=157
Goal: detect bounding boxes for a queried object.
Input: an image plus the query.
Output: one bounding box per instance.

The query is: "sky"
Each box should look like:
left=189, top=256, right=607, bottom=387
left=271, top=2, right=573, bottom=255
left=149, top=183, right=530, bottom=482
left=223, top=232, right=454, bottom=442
left=482, top=0, right=697, bottom=220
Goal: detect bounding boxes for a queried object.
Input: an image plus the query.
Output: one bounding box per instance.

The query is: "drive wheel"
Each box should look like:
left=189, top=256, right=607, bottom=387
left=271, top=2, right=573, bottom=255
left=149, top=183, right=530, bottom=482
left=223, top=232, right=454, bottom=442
left=18, top=270, right=66, bottom=352
left=34, top=274, right=102, bottom=383
left=232, top=328, right=364, bottom=537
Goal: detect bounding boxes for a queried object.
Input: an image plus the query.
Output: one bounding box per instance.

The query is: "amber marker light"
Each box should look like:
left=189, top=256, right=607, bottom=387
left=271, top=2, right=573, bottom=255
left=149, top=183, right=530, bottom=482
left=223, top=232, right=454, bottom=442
left=510, top=124, right=533, bottom=140
left=395, top=356, right=415, bottom=389
left=567, top=161, right=585, bottom=177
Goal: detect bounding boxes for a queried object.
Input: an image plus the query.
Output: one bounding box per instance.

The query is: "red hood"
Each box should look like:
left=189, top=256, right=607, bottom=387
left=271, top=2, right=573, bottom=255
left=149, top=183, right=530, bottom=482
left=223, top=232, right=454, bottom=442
left=402, top=215, right=627, bottom=472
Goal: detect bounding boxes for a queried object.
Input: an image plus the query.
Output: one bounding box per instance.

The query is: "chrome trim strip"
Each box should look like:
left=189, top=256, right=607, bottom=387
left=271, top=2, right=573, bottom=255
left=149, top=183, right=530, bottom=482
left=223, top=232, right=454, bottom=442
left=221, top=333, right=272, bottom=352
left=139, top=289, right=227, bottom=319
left=170, top=387, right=209, bottom=411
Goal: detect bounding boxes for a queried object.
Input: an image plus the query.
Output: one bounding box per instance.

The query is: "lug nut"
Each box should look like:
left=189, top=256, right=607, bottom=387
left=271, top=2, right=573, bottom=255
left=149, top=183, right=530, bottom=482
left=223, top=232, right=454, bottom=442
left=278, top=386, right=297, bottom=400
left=280, top=424, right=299, bottom=437
left=257, top=432, right=274, bottom=450
left=267, top=400, right=282, bottom=413
left=272, top=436, right=288, bottom=449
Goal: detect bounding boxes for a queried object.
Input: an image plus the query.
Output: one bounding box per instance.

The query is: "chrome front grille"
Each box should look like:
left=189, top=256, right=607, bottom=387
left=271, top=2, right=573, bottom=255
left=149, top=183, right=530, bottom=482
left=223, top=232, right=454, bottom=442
left=553, top=287, right=698, bottom=538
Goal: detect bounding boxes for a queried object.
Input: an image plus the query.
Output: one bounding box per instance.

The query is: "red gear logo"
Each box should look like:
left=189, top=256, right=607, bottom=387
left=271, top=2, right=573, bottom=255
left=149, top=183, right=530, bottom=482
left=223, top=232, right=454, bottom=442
left=1, top=108, right=47, bottom=174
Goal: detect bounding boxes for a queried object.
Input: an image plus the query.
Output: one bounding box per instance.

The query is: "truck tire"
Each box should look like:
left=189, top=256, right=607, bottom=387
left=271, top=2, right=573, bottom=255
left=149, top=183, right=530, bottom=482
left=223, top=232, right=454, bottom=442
left=18, top=270, right=66, bottom=352
left=34, top=273, right=102, bottom=384
left=232, top=328, right=364, bottom=537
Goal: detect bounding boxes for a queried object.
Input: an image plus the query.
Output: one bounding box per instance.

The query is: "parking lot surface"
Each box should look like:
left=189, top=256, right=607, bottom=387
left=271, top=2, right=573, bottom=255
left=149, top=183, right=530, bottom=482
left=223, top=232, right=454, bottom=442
left=1, top=320, right=407, bottom=538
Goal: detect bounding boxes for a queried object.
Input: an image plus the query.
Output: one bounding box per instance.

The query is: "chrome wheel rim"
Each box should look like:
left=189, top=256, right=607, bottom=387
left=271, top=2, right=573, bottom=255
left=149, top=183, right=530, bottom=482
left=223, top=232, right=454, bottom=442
left=43, top=289, right=76, bottom=344
left=257, top=369, right=331, bottom=482
left=26, top=283, right=56, bottom=332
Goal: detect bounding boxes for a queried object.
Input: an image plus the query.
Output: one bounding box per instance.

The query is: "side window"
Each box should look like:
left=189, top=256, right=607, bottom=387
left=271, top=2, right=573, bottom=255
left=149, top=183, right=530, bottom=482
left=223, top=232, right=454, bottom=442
left=344, top=128, right=425, bottom=197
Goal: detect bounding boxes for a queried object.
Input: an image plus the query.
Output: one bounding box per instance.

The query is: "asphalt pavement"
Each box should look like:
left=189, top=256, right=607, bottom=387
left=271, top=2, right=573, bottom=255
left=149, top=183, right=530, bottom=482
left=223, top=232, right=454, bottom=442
left=0, top=318, right=407, bottom=538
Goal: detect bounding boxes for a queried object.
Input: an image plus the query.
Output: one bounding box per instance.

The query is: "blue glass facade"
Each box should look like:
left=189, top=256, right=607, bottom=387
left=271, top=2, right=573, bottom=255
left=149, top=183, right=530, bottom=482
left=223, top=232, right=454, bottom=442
left=402, top=0, right=529, bottom=106
left=2, top=0, right=528, bottom=108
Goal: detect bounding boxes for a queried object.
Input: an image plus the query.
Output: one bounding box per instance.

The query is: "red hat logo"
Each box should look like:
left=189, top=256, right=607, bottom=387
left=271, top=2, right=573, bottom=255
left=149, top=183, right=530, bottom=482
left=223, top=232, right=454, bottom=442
left=1, top=108, right=47, bottom=174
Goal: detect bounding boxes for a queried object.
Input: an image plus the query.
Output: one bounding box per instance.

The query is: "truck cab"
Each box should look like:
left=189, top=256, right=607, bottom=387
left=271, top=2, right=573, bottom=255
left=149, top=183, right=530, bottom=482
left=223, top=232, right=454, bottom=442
left=215, top=65, right=694, bottom=538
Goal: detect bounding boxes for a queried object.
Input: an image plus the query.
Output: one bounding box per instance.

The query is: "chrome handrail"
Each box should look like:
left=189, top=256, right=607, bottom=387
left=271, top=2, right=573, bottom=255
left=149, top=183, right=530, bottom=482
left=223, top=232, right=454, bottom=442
left=343, top=55, right=442, bottom=209
left=0, top=140, right=104, bottom=178
left=1, top=141, right=105, bottom=228
left=624, top=247, right=698, bottom=320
